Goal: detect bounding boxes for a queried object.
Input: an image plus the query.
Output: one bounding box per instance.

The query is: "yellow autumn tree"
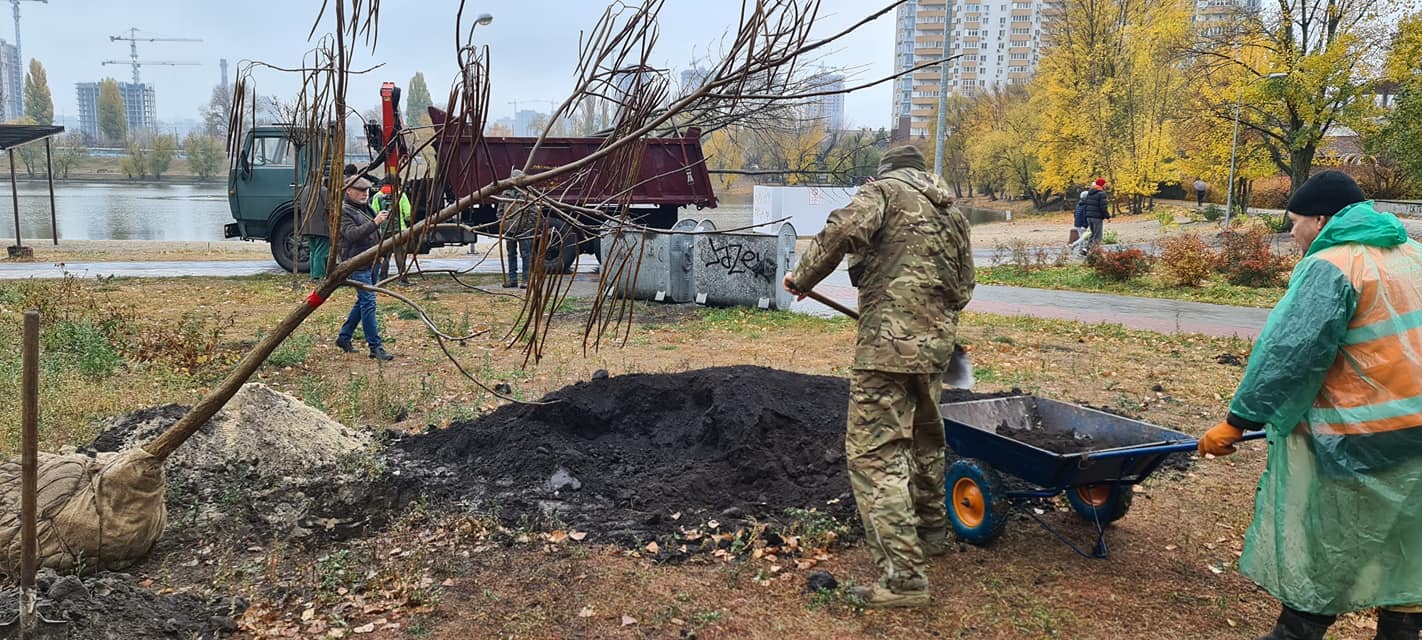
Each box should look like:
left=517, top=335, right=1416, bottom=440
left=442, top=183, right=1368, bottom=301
left=1187, top=0, right=1397, bottom=194
left=1032, top=0, right=1193, bottom=213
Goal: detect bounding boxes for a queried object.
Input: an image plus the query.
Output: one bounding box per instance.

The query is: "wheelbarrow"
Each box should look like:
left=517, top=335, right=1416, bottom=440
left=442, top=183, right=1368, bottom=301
left=939, top=395, right=1264, bottom=558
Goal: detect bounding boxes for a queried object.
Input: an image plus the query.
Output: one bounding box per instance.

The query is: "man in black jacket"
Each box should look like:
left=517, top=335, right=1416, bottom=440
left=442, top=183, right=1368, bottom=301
left=334, top=176, right=395, bottom=361
left=1082, top=178, right=1110, bottom=250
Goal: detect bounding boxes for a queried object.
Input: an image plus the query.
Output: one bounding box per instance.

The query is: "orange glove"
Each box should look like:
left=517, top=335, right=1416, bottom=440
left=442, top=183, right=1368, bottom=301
left=1198, top=422, right=1245, bottom=457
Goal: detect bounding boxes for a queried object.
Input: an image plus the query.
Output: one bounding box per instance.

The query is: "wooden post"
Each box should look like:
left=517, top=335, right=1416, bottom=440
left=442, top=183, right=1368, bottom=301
left=45, top=139, right=57, bottom=245
left=9, top=148, right=21, bottom=250
left=20, top=310, right=40, bottom=636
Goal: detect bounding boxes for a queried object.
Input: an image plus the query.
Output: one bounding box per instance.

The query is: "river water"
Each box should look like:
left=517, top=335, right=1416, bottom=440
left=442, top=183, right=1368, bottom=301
left=1, top=181, right=1009, bottom=242
left=3, top=181, right=233, bottom=242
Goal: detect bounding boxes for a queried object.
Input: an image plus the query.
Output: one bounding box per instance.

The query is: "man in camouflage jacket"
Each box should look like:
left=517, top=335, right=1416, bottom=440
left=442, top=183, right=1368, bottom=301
left=784, top=145, right=975, bottom=608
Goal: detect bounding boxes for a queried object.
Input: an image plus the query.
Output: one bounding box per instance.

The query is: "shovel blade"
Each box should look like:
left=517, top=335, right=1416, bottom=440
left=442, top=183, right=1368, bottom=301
left=942, top=346, right=974, bottom=390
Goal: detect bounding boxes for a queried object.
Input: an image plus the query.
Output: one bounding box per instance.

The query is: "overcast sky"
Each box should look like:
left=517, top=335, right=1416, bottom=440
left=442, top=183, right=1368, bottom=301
left=26, top=0, right=895, bottom=129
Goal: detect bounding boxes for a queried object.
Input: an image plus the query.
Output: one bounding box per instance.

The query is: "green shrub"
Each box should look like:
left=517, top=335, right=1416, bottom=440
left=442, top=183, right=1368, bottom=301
left=1257, top=214, right=1291, bottom=234
left=1086, top=247, right=1152, bottom=281
left=1201, top=204, right=1223, bottom=221
left=1103, top=229, right=1120, bottom=245
left=1157, top=234, right=1216, bottom=287
left=48, top=320, right=123, bottom=378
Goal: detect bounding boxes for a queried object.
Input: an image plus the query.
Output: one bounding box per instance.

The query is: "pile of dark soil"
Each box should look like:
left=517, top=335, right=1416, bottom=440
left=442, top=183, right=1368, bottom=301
left=0, top=569, right=245, bottom=639
left=999, top=422, right=1097, bottom=455
left=395, top=366, right=1008, bottom=542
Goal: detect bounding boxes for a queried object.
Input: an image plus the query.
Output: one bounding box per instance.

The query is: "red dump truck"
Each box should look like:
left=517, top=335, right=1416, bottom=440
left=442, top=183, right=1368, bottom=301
left=227, top=82, right=719, bottom=272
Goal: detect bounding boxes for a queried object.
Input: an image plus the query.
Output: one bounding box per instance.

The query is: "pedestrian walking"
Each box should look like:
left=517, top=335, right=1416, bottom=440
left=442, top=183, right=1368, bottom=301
left=782, top=145, right=975, bottom=609
left=1081, top=178, right=1110, bottom=250
left=1198, top=170, right=1422, bottom=640
left=1193, top=177, right=1208, bottom=208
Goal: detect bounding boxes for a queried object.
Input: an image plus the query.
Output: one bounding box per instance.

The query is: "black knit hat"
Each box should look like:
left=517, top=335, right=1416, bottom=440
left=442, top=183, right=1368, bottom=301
left=880, top=145, right=927, bottom=172
left=1285, top=170, right=1367, bottom=217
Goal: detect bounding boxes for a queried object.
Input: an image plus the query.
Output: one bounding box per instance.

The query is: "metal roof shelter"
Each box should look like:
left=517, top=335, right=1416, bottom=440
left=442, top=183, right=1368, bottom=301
left=0, top=124, right=64, bottom=258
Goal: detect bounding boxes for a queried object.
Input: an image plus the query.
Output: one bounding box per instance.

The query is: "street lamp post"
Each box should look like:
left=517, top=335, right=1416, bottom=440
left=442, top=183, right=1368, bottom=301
left=1224, top=71, right=1287, bottom=230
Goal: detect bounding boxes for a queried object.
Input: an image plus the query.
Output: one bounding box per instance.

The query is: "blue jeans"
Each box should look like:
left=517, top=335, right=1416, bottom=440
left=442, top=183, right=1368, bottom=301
left=338, top=266, right=382, bottom=349
left=506, top=237, right=533, bottom=283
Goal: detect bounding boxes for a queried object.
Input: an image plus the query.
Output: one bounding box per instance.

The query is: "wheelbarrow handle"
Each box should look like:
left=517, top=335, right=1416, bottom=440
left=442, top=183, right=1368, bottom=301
left=1121, top=430, right=1269, bottom=457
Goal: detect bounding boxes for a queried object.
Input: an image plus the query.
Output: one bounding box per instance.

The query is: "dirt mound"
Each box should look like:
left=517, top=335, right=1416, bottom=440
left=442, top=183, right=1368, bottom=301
left=88, top=383, right=373, bottom=476
left=0, top=569, right=245, bottom=639
left=396, top=366, right=1009, bottom=542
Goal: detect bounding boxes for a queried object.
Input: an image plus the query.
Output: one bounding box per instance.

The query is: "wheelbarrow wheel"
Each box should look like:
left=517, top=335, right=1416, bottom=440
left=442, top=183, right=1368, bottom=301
left=1066, top=483, right=1134, bottom=525
left=945, top=458, right=1008, bottom=546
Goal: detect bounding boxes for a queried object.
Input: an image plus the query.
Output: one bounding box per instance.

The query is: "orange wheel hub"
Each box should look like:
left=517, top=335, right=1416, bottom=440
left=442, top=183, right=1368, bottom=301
left=1076, top=485, right=1111, bottom=507
left=952, top=477, right=986, bottom=527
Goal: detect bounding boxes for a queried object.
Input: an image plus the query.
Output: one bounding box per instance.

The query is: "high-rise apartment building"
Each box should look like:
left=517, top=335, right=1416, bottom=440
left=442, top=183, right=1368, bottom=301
left=0, top=40, right=20, bottom=122
left=892, top=0, right=1062, bottom=138
left=1193, top=0, right=1261, bottom=37
left=804, top=70, right=846, bottom=132
left=75, top=81, right=157, bottom=141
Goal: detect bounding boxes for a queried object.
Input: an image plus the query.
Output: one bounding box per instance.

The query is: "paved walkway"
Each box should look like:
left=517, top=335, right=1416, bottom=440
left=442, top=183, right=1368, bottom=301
left=791, top=270, right=1270, bottom=339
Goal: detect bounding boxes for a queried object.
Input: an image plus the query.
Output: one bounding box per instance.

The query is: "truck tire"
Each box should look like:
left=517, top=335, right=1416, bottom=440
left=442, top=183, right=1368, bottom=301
left=542, top=218, right=580, bottom=274
left=269, top=216, right=311, bottom=273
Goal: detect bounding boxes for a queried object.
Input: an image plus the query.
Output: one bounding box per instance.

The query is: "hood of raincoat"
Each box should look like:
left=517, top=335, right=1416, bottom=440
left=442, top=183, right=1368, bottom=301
left=1307, top=201, right=1409, bottom=256
left=879, top=167, right=955, bottom=211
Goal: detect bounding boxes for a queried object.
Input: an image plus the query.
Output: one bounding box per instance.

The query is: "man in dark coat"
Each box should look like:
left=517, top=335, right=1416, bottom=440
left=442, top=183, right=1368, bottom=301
left=1081, top=178, right=1110, bottom=249
left=334, top=175, right=394, bottom=361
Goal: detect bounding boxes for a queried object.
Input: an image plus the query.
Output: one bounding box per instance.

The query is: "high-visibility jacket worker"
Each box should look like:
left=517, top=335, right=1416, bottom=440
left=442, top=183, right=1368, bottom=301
left=1199, top=170, right=1422, bottom=640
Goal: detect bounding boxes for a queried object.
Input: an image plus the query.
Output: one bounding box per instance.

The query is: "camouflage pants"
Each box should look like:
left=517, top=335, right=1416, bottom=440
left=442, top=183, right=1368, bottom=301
left=846, top=369, right=946, bottom=591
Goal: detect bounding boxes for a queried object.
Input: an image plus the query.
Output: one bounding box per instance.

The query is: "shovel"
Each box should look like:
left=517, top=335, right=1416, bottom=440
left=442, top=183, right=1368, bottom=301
left=802, top=289, right=975, bottom=389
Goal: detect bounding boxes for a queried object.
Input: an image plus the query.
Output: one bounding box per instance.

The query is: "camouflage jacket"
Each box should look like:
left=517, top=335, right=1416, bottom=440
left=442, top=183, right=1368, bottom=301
left=500, top=190, right=539, bottom=239
left=789, top=168, right=975, bottom=373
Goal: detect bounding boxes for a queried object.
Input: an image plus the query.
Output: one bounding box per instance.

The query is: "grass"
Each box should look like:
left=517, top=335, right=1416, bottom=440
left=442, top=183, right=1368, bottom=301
left=0, top=270, right=1293, bottom=639
left=977, top=265, right=1286, bottom=308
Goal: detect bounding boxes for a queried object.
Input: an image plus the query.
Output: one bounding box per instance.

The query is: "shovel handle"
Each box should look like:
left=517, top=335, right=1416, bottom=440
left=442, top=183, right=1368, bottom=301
left=803, top=289, right=859, bottom=320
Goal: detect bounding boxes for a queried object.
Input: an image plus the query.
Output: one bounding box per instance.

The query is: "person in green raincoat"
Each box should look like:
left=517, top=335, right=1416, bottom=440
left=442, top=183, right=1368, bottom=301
left=372, top=175, right=413, bottom=283
left=1198, top=170, right=1422, bottom=640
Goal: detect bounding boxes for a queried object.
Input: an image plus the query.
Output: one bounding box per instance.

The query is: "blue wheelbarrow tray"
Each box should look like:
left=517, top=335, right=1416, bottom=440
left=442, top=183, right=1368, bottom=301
left=938, top=395, right=1201, bottom=558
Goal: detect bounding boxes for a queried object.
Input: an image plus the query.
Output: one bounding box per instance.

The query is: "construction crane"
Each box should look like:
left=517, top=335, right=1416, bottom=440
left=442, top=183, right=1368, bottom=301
left=102, top=27, right=202, bottom=85
left=9, top=0, right=45, bottom=117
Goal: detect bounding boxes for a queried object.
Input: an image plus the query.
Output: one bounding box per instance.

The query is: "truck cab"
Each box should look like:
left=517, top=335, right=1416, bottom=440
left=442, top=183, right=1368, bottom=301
left=225, top=126, right=311, bottom=272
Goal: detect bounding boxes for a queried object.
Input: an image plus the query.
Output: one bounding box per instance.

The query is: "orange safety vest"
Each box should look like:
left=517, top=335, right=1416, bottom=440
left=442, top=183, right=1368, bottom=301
left=1308, top=241, right=1422, bottom=437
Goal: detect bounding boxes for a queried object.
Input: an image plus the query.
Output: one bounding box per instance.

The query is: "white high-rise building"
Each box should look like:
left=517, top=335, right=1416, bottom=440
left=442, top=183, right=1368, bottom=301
left=892, top=0, right=1062, bottom=138
left=804, top=70, right=846, bottom=132
left=0, top=40, right=19, bottom=122
left=1193, top=0, right=1261, bottom=38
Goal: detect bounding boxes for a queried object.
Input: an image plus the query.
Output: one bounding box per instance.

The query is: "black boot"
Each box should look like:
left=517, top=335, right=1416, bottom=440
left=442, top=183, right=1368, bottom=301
left=1257, top=606, right=1335, bottom=640
left=335, top=337, right=355, bottom=353
left=1376, top=609, right=1422, bottom=640
left=369, top=346, right=394, bottom=361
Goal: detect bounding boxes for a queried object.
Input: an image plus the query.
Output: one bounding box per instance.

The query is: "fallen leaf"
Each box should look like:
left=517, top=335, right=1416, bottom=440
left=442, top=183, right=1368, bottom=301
left=1164, top=544, right=1178, bottom=551
left=548, top=530, right=568, bottom=543
left=645, top=541, right=660, bottom=554
left=569, top=531, right=587, bottom=542
left=1227, top=619, right=1238, bottom=628
left=352, top=623, right=376, bottom=634
left=302, top=608, right=315, bottom=621
left=621, top=615, right=637, bottom=626
left=670, top=617, right=685, bottom=626
left=578, top=606, right=595, bottom=618
left=671, top=512, right=681, bottom=521
left=707, top=519, right=721, bottom=529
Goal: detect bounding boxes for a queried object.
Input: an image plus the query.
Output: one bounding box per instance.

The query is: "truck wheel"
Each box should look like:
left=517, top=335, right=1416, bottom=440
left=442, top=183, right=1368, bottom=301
left=269, top=217, right=311, bottom=273
left=542, top=218, right=580, bottom=274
